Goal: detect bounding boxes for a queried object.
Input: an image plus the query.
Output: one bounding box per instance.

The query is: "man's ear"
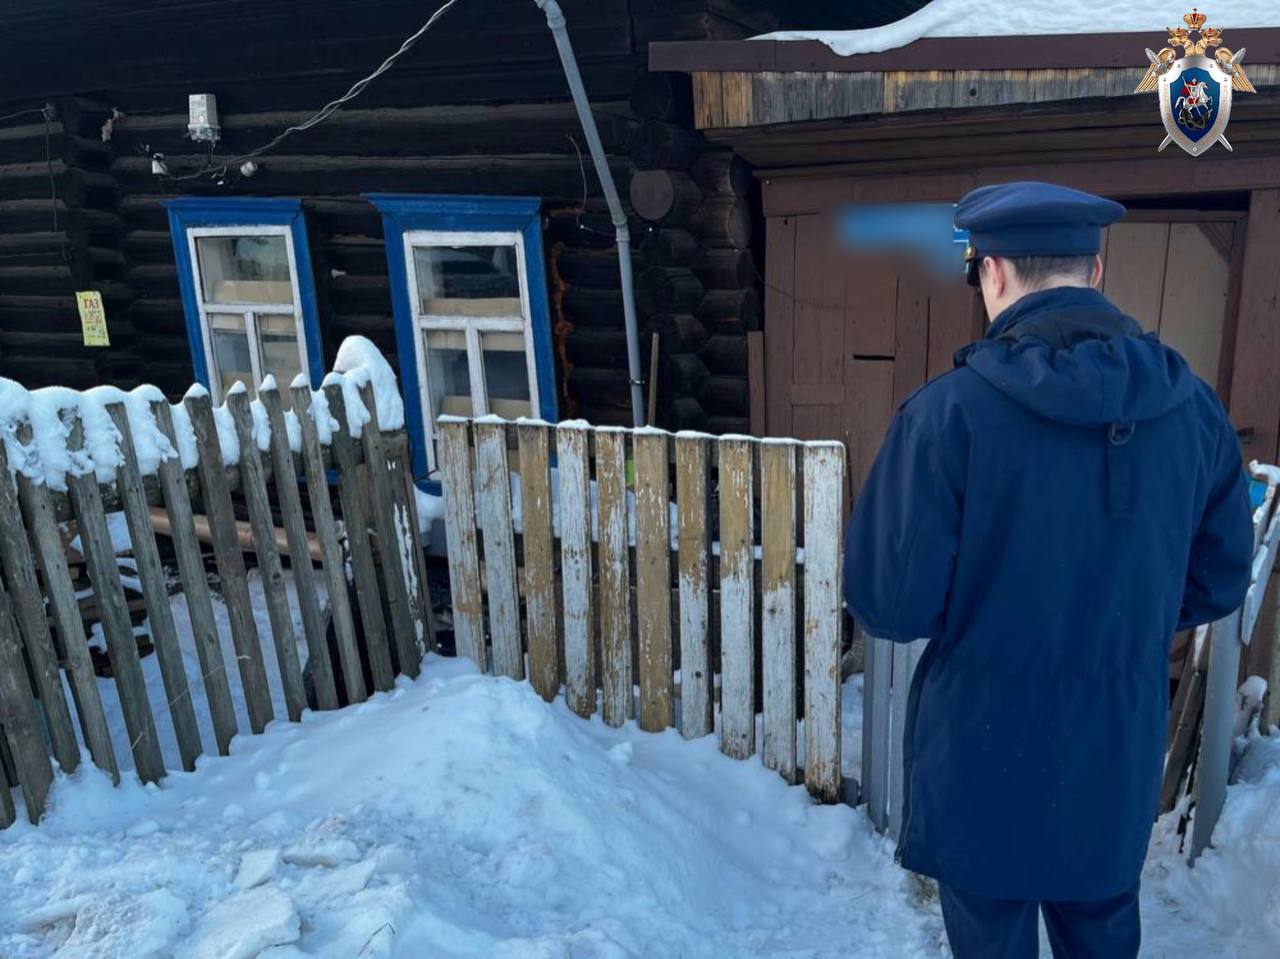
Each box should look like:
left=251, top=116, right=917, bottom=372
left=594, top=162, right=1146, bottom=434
left=1090, top=253, right=1104, bottom=289
left=982, top=256, right=1004, bottom=297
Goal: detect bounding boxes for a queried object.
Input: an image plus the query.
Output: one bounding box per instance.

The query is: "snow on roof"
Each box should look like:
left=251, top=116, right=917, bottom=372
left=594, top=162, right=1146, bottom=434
left=756, top=0, right=1280, bottom=57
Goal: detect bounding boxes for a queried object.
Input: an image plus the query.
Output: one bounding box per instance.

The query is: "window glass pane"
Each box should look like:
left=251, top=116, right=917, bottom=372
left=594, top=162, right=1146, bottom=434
left=197, top=234, right=294, bottom=305
left=258, top=313, right=303, bottom=409
left=425, top=329, right=473, bottom=419
left=482, top=331, right=532, bottom=419
left=413, top=244, right=521, bottom=317
left=209, top=312, right=253, bottom=399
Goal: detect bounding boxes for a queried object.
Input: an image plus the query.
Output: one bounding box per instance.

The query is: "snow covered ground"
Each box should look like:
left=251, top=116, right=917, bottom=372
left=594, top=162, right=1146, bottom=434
left=2, top=579, right=1279, bottom=957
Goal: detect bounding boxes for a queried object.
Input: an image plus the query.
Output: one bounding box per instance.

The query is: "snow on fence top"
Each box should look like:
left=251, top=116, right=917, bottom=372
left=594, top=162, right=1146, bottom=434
left=0, top=336, right=404, bottom=491
left=755, top=0, right=1280, bottom=57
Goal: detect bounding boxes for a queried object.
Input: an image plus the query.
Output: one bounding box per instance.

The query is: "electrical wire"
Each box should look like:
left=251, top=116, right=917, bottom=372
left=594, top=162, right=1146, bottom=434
left=0, top=106, right=51, bottom=126
left=161, top=0, right=465, bottom=182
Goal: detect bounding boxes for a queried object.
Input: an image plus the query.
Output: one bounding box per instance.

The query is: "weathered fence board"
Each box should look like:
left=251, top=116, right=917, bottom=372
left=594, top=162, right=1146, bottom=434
left=227, top=390, right=307, bottom=723
left=718, top=436, right=755, bottom=760
left=187, top=392, right=276, bottom=734
left=803, top=442, right=846, bottom=803
left=517, top=422, right=559, bottom=701
left=68, top=413, right=167, bottom=783
left=438, top=419, right=485, bottom=669
left=153, top=401, right=240, bottom=753
left=325, top=384, right=395, bottom=692
left=635, top=429, right=674, bottom=733
left=0, top=739, right=13, bottom=827
left=596, top=428, right=632, bottom=727
left=0, top=586, right=54, bottom=822
left=261, top=385, right=337, bottom=712
left=474, top=418, right=523, bottom=681
left=558, top=423, right=597, bottom=718
left=0, top=439, right=82, bottom=774
left=15, top=422, right=119, bottom=780
left=436, top=417, right=849, bottom=804
left=292, top=385, right=367, bottom=705
left=761, top=440, right=797, bottom=783
left=359, top=382, right=424, bottom=679
left=107, top=403, right=203, bottom=771
left=675, top=433, right=712, bottom=740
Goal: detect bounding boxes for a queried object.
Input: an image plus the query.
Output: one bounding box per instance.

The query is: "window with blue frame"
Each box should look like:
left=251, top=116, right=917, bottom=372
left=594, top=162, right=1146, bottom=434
left=367, top=194, right=558, bottom=479
left=167, top=197, right=323, bottom=408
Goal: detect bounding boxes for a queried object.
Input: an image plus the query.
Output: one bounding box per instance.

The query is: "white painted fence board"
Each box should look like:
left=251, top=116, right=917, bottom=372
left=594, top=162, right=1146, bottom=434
left=438, top=419, right=485, bottom=669
left=474, top=420, right=523, bottom=680
left=761, top=440, right=797, bottom=783
left=675, top=434, right=713, bottom=740
left=557, top=424, right=596, bottom=718
left=718, top=436, right=755, bottom=760
left=803, top=442, right=844, bottom=802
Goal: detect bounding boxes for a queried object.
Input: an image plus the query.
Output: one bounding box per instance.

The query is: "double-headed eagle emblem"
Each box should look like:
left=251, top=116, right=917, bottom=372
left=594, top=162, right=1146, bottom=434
left=1135, top=9, right=1254, bottom=155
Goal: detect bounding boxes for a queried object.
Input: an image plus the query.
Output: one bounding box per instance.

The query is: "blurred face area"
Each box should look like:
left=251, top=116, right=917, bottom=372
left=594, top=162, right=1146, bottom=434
left=979, top=254, right=1103, bottom=322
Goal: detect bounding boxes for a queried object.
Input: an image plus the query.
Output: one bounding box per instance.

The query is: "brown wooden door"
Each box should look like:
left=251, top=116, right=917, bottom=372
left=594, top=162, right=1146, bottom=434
left=764, top=212, right=983, bottom=502
left=1099, top=212, right=1244, bottom=395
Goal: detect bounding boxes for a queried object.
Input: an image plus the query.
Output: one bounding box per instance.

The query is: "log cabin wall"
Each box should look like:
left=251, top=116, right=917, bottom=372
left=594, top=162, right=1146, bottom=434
left=0, top=0, right=856, bottom=428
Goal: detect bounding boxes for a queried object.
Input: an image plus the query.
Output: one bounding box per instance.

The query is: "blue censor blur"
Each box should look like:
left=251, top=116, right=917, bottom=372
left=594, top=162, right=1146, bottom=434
left=838, top=203, right=969, bottom=277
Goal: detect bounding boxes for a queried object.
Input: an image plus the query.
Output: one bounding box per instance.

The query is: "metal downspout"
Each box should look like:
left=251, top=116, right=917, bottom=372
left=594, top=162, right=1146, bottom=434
left=534, top=0, right=646, bottom=426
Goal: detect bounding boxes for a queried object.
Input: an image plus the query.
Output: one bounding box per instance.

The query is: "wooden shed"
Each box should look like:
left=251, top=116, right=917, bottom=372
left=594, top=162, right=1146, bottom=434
left=651, top=22, right=1280, bottom=489
left=0, top=0, right=864, bottom=481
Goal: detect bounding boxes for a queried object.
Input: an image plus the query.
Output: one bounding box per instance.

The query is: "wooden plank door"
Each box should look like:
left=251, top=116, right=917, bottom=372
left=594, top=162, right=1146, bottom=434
left=764, top=211, right=983, bottom=503
left=1101, top=213, right=1242, bottom=393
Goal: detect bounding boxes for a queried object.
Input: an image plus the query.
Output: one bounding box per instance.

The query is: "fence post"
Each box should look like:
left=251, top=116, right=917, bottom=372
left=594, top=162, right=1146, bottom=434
left=803, top=441, right=844, bottom=803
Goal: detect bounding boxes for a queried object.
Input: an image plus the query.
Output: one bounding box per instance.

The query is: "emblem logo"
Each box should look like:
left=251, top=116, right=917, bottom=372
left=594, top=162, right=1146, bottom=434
left=1134, top=8, right=1255, bottom=156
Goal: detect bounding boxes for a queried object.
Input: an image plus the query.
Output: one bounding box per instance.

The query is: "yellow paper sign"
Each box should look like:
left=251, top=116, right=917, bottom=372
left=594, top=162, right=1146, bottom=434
left=76, top=291, right=110, bottom=347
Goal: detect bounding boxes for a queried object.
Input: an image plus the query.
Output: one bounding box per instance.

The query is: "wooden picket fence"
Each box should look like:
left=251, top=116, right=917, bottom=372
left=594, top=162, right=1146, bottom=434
left=0, top=376, right=431, bottom=827
left=436, top=417, right=848, bottom=802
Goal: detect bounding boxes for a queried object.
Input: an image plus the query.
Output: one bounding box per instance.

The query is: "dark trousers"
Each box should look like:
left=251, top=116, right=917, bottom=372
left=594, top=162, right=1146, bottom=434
left=938, top=882, right=1141, bottom=959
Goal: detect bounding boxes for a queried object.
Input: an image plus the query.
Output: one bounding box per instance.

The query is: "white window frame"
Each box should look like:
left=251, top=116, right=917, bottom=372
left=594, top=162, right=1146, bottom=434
left=184, top=223, right=310, bottom=403
left=402, top=228, right=543, bottom=474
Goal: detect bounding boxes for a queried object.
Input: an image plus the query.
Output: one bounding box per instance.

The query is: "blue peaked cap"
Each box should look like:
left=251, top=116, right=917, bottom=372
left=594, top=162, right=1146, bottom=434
left=955, top=181, right=1125, bottom=268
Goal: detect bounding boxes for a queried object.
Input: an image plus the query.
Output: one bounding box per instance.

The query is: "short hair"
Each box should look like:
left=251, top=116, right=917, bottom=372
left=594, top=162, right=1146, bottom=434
left=998, top=254, right=1096, bottom=288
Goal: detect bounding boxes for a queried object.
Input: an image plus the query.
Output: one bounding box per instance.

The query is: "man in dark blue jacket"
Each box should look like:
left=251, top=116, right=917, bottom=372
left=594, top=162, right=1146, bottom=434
left=844, top=181, right=1254, bottom=958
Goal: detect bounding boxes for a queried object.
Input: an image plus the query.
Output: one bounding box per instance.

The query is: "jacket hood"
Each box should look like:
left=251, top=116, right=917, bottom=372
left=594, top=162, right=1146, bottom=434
left=956, top=286, right=1198, bottom=427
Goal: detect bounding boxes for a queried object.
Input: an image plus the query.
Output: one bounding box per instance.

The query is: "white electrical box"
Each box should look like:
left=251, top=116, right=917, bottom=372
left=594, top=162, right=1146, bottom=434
left=188, top=93, right=220, bottom=143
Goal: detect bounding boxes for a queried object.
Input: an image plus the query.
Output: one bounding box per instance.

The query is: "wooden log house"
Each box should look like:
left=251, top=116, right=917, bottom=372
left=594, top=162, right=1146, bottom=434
left=0, top=0, right=865, bottom=484
left=649, top=11, right=1280, bottom=724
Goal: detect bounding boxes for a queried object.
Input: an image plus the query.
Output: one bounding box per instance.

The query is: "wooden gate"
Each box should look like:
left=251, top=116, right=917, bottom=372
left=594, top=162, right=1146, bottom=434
left=0, top=361, right=431, bottom=827
left=436, top=417, right=848, bottom=802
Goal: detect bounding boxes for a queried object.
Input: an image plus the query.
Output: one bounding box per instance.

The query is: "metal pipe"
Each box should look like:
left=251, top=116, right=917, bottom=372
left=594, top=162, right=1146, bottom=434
left=535, top=0, right=646, bottom=426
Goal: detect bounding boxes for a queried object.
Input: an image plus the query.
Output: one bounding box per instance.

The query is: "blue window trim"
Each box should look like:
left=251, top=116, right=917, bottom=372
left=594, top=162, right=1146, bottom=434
left=366, top=193, right=560, bottom=486
left=165, top=196, right=325, bottom=390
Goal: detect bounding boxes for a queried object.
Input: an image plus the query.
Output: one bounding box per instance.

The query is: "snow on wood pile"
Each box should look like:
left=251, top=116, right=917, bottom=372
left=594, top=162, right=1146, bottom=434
left=0, top=336, right=401, bottom=491
left=756, top=0, right=1280, bottom=57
